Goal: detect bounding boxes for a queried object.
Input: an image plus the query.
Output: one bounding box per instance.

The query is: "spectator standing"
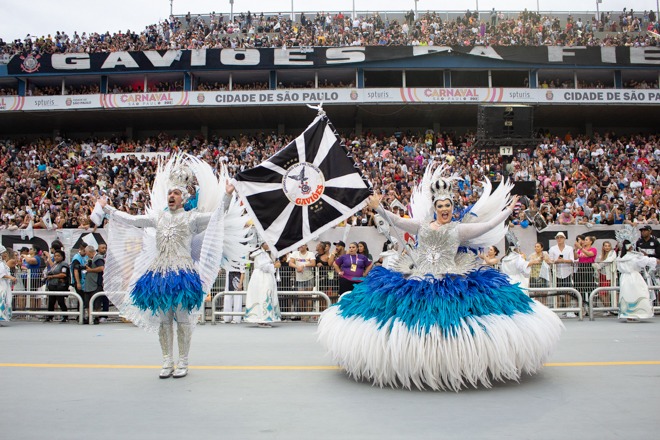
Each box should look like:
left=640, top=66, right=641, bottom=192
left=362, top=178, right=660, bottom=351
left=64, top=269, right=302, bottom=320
left=288, top=244, right=316, bottom=319
left=328, top=241, right=345, bottom=267
left=490, top=8, right=497, bottom=26
left=528, top=242, right=551, bottom=289
left=635, top=225, right=659, bottom=262
left=43, top=250, right=70, bottom=323
left=315, top=241, right=334, bottom=299
left=479, top=246, right=500, bottom=267
left=95, top=243, right=109, bottom=321
left=70, top=243, right=88, bottom=318
left=22, top=245, right=43, bottom=291
left=548, top=232, right=576, bottom=317
left=83, top=245, right=105, bottom=324
left=357, top=241, right=373, bottom=261
left=574, top=235, right=597, bottom=309
left=223, top=263, right=245, bottom=324
left=333, top=242, right=373, bottom=295
left=593, top=240, right=617, bottom=314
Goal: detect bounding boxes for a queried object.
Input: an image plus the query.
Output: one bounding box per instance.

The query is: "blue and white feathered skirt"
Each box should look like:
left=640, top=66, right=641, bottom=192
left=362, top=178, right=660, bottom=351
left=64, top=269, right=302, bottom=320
left=318, top=266, right=564, bottom=391
left=131, top=268, right=204, bottom=315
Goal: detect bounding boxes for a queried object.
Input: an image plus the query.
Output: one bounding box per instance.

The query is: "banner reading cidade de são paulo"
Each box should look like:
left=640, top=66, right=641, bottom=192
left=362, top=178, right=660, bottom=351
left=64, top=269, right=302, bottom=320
left=189, top=89, right=361, bottom=106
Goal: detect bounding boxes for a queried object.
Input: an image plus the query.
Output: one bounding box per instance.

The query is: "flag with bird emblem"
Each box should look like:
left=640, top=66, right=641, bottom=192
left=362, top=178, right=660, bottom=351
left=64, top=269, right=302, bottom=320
left=233, top=113, right=371, bottom=257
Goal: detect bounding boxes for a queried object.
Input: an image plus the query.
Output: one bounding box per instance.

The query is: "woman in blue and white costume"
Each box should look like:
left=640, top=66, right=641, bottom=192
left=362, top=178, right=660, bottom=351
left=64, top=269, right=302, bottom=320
left=97, top=154, right=251, bottom=379
left=615, top=227, right=657, bottom=322
left=318, top=165, right=564, bottom=391
left=0, top=245, right=17, bottom=325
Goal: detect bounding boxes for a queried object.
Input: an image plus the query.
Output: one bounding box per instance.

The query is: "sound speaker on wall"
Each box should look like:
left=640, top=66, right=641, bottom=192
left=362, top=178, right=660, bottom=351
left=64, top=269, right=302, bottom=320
left=477, top=106, right=533, bottom=139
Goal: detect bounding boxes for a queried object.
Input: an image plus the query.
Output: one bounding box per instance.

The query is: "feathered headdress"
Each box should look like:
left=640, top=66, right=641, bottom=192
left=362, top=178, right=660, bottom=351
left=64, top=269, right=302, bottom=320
left=615, top=225, right=640, bottom=250
left=165, top=155, right=195, bottom=202
left=410, top=163, right=459, bottom=220
left=431, top=178, right=455, bottom=205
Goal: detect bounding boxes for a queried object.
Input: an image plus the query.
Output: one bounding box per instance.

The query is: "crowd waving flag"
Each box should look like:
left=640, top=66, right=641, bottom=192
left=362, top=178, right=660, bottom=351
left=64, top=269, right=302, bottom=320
left=234, top=111, right=372, bottom=257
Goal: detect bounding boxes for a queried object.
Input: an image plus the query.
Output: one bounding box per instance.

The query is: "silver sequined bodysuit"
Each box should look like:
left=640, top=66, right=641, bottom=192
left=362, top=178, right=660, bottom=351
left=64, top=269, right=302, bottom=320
left=104, top=206, right=212, bottom=273
left=409, top=222, right=479, bottom=277
left=381, top=208, right=513, bottom=279
left=394, top=221, right=479, bottom=277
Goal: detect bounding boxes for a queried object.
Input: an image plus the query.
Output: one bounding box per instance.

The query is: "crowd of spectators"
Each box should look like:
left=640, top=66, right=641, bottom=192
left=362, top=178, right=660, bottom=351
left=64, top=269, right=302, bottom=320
left=1, top=127, right=658, bottom=234
left=2, top=8, right=660, bottom=62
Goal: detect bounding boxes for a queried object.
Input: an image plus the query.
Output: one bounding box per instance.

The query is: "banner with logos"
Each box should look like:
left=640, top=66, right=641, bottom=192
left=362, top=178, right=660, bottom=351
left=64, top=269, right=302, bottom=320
left=0, top=95, right=103, bottom=111
left=3, top=88, right=660, bottom=111
left=102, top=92, right=189, bottom=108
left=22, top=94, right=103, bottom=111
left=7, top=46, right=660, bottom=75
left=190, top=89, right=360, bottom=106
left=373, top=88, right=660, bottom=104
left=0, top=96, right=23, bottom=111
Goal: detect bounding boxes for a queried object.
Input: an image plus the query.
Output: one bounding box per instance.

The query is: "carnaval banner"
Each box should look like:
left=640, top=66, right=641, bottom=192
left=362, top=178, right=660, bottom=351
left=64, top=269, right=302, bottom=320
left=233, top=113, right=372, bottom=256
left=102, top=92, right=189, bottom=108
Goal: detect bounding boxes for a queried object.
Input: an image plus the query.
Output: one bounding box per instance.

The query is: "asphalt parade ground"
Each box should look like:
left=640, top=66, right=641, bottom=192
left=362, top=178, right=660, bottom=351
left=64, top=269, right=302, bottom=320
left=1, top=317, right=659, bottom=440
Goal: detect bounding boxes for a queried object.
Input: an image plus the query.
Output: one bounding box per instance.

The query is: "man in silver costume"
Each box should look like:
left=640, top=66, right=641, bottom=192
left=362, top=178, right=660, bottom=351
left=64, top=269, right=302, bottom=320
left=98, top=156, right=239, bottom=379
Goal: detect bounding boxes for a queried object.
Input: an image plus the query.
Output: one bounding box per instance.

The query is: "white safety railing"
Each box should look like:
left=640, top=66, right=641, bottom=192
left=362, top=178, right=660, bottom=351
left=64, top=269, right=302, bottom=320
left=588, top=286, right=660, bottom=322
left=10, top=290, right=85, bottom=324
left=524, top=287, right=584, bottom=320
left=209, top=290, right=331, bottom=324
left=87, top=291, right=120, bottom=323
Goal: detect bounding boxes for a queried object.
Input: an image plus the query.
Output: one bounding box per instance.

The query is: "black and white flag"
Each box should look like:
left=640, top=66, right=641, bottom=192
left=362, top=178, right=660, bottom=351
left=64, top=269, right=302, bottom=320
left=234, top=114, right=371, bottom=257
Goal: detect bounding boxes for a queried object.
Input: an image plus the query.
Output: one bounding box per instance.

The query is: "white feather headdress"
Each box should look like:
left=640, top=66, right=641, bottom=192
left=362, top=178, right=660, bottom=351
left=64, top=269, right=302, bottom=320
left=615, top=225, right=640, bottom=250
left=409, top=163, right=460, bottom=220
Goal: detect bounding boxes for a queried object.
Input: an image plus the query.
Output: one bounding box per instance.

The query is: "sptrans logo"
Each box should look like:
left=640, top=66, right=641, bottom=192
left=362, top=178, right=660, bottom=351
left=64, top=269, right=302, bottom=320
left=282, top=162, right=325, bottom=206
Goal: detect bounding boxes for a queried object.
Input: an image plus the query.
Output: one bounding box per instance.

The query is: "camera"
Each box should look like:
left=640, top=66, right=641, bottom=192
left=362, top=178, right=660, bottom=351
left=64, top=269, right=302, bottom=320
left=559, top=254, right=563, bottom=258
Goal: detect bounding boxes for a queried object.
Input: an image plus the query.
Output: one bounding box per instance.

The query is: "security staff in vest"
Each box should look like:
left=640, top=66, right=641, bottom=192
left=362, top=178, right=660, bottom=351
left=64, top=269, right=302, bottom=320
left=83, top=245, right=105, bottom=324
left=636, top=225, right=659, bottom=262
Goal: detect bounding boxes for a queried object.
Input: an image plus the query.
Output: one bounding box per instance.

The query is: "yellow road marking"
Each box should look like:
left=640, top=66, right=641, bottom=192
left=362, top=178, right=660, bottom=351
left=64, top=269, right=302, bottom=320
left=0, top=361, right=658, bottom=370
left=544, top=361, right=660, bottom=367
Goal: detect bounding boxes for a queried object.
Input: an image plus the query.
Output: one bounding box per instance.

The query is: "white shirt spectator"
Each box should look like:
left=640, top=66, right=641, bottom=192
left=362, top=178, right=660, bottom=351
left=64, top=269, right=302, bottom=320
left=548, top=244, right=575, bottom=279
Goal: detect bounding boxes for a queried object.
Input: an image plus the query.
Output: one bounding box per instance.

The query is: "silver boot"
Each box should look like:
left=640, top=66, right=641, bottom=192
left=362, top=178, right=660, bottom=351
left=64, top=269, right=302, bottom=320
left=173, top=322, right=193, bottom=378
left=158, top=323, right=174, bottom=379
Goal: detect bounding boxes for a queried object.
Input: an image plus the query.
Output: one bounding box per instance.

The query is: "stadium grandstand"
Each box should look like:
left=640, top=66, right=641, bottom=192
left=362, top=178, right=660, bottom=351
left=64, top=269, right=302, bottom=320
left=0, top=7, right=658, bottom=267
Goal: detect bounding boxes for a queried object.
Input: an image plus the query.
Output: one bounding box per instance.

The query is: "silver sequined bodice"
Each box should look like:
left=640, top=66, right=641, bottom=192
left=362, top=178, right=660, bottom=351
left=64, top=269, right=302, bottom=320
left=395, top=221, right=479, bottom=277
left=149, top=209, right=197, bottom=271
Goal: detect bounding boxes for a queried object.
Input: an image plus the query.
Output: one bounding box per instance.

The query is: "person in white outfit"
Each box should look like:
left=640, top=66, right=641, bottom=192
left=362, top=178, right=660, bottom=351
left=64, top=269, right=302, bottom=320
left=223, top=263, right=245, bottom=324
left=548, top=231, right=576, bottom=316
left=245, top=242, right=281, bottom=327
left=617, top=239, right=656, bottom=322
left=500, top=248, right=531, bottom=291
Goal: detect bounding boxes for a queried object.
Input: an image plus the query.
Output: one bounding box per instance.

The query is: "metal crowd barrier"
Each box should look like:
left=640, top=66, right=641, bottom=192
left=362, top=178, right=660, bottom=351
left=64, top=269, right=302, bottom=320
left=209, top=290, right=331, bottom=324
left=10, top=290, right=85, bottom=324
left=588, top=286, right=660, bottom=322
left=524, top=287, right=584, bottom=320
left=88, top=291, right=120, bottom=323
